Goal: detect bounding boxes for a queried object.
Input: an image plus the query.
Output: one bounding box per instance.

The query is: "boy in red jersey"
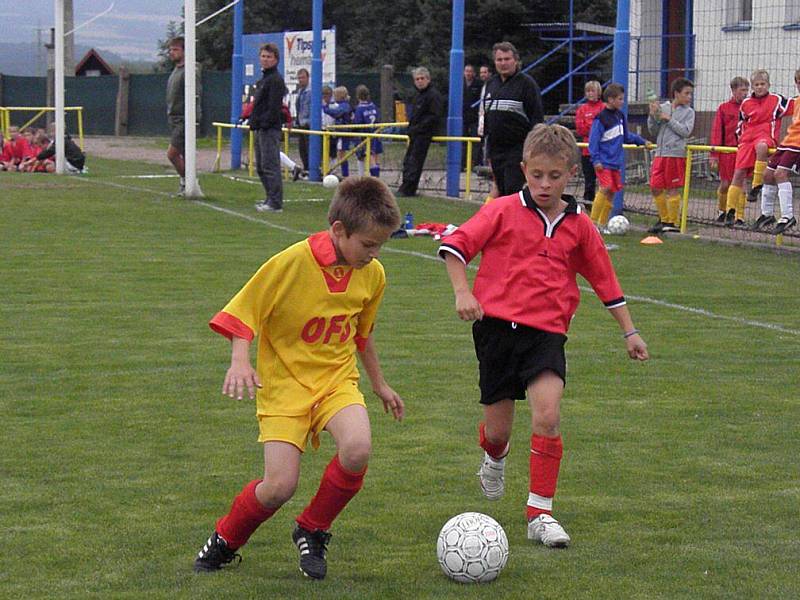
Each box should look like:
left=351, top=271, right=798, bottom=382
left=439, top=124, right=648, bottom=548
left=725, top=70, right=791, bottom=227
left=0, top=130, right=12, bottom=170
left=710, top=77, right=749, bottom=222
left=193, top=177, right=404, bottom=579
left=574, top=80, right=604, bottom=208
left=752, top=68, right=800, bottom=234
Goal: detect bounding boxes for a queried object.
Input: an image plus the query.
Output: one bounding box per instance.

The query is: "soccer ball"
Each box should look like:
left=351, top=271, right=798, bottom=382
left=606, top=214, right=631, bottom=235
left=436, top=512, right=509, bottom=583
left=322, top=174, right=339, bottom=188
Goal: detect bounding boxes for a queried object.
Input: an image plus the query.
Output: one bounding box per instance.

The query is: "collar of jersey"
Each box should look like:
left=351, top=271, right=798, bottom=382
left=520, top=187, right=579, bottom=214
left=308, top=231, right=340, bottom=267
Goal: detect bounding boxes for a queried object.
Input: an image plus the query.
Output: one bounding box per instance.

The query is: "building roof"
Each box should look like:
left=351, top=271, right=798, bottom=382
left=74, top=48, right=115, bottom=76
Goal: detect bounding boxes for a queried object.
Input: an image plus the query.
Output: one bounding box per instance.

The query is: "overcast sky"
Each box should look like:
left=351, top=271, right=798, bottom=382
left=0, top=1, right=187, bottom=61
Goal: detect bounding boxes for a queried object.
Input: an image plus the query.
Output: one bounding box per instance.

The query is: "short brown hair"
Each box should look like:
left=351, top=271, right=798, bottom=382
left=328, top=177, right=401, bottom=234
left=259, top=42, right=280, bottom=61
left=492, top=41, right=520, bottom=61
left=730, top=76, right=749, bottom=90
left=670, top=77, right=694, bottom=97
left=522, top=123, right=579, bottom=167
left=603, top=82, right=625, bottom=101
left=169, top=37, right=184, bottom=49
left=355, top=84, right=370, bottom=102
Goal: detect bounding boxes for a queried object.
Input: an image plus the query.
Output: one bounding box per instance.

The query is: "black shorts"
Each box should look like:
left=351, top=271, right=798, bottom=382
left=168, top=116, right=185, bottom=151
left=472, top=317, right=567, bottom=405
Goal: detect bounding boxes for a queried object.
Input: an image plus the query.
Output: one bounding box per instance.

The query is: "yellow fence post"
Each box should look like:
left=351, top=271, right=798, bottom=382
left=283, top=128, right=290, bottom=180
left=365, top=137, right=371, bottom=173
left=465, top=141, right=473, bottom=200
left=77, top=108, right=84, bottom=150
left=322, top=132, right=330, bottom=176
left=214, top=124, right=222, bottom=172
left=680, top=148, right=693, bottom=233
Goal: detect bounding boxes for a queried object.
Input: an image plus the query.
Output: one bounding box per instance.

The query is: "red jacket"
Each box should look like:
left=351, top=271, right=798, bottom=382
left=737, top=92, right=791, bottom=146
left=710, top=98, right=741, bottom=159
left=575, top=100, right=605, bottom=156
left=0, top=140, right=13, bottom=163
left=12, top=137, right=36, bottom=162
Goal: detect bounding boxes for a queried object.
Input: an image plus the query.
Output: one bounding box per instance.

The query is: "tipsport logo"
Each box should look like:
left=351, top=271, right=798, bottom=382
left=286, top=35, right=328, bottom=55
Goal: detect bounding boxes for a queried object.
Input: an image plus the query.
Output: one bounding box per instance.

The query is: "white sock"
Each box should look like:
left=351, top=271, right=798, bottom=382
left=180, top=176, right=185, bottom=185
left=778, top=181, right=794, bottom=218
left=761, top=183, right=777, bottom=216
left=280, top=152, right=297, bottom=170
left=357, top=160, right=365, bottom=177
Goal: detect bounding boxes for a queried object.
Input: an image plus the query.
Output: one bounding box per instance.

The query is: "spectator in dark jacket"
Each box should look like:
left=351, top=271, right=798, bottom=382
left=251, top=42, right=288, bottom=212
left=483, top=41, right=544, bottom=195
left=398, top=67, right=444, bottom=197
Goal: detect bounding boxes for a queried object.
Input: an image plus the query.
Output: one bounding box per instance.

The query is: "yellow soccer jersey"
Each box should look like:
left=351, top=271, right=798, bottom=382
left=209, top=231, right=386, bottom=416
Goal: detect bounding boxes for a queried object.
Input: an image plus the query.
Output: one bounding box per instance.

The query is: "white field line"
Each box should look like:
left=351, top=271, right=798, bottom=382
left=79, top=177, right=800, bottom=337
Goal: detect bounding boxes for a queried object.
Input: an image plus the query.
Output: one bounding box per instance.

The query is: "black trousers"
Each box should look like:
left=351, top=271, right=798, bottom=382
left=489, top=145, right=525, bottom=196
left=399, top=133, right=433, bottom=195
left=581, top=155, right=597, bottom=202
left=296, top=125, right=309, bottom=171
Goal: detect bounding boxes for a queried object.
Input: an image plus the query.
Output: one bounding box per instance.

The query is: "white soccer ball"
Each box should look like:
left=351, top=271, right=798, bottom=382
left=606, top=214, right=631, bottom=235
left=436, top=512, right=509, bottom=583
left=322, top=174, right=339, bottom=188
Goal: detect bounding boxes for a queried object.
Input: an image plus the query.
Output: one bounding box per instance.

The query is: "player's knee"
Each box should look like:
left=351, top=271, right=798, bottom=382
left=260, top=476, right=298, bottom=506
left=338, top=437, right=372, bottom=470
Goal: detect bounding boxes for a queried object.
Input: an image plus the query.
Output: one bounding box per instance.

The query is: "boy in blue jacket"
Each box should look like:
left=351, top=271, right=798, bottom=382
left=588, top=83, right=648, bottom=227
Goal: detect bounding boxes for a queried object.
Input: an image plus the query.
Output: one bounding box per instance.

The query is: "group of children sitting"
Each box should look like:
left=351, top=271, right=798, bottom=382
left=0, top=123, right=86, bottom=174
left=576, top=68, right=798, bottom=236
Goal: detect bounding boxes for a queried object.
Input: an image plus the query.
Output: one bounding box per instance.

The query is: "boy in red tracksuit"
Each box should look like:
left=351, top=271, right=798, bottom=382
left=725, top=70, right=791, bottom=227
left=439, top=123, right=648, bottom=548
left=574, top=81, right=604, bottom=208
left=709, top=76, right=749, bottom=222
left=0, top=131, right=13, bottom=170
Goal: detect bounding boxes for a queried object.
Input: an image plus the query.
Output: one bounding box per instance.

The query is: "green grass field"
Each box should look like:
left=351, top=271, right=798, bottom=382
left=2, top=157, right=799, bottom=599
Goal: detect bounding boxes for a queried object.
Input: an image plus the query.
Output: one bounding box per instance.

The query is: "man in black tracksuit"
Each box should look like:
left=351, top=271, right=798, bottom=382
left=483, top=41, right=544, bottom=196
left=398, top=67, right=444, bottom=197
left=251, top=42, right=287, bottom=212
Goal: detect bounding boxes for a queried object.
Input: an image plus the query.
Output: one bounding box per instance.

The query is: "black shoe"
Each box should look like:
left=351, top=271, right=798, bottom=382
left=292, top=165, right=303, bottom=181
left=774, top=216, right=797, bottom=234
left=396, top=189, right=417, bottom=198
left=647, top=220, right=664, bottom=233
left=752, top=214, right=776, bottom=230
left=661, top=222, right=680, bottom=233
left=194, top=532, right=241, bottom=572
left=715, top=210, right=727, bottom=224
left=747, top=184, right=762, bottom=203
left=724, top=208, right=736, bottom=227
left=733, top=219, right=746, bottom=228
left=292, top=524, right=331, bottom=580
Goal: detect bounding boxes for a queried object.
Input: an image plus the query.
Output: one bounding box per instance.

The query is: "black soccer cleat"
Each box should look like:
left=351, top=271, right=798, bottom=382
left=292, top=524, right=332, bottom=580
left=647, top=220, right=664, bottom=234
left=733, top=219, right=747, bottom=228
left=194, top=531, right=241, bottom=572
left=715, top=210, right=727, bottom=224
left=774, top=216, right=797, bottom=234
left=660, top=222, right=680, bottom=233
left=752, top=214, right=776, bottom=230
left=724, top=208, right=736, bottom=227
left=747, top=184, right=762, bottom=203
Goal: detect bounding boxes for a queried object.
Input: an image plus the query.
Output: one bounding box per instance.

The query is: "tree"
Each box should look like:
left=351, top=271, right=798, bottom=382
left=156, top=20, right=183, bottom=73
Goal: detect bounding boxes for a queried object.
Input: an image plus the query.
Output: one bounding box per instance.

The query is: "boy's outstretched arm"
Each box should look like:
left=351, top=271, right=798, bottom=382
left=444, top=253, right=484, bottom=321
left=222, top=336, right=262, bottom=400
left=608, top=305, right=649, bottom=361
left=358, top=335, right=404, bottom=421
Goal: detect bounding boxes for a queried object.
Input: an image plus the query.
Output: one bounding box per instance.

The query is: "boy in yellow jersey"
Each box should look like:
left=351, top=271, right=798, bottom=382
left=193, top=177, right=404, bottom=580
left=752, top=69, right=800, bottom=234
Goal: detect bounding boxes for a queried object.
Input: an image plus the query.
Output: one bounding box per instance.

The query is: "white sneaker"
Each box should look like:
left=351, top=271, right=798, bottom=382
left=527, top=514, right=571, bottom=548
left=477, top=452, right=505, bottom=500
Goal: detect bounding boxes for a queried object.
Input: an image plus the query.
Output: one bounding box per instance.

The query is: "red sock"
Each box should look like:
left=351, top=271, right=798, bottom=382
left=527, top=434, right=563, bottom=520
left=479, top=422, right=509, bottom=460
left=215, top=480, right=277, bottom=549
left=296, top=455, right=366, bottom=532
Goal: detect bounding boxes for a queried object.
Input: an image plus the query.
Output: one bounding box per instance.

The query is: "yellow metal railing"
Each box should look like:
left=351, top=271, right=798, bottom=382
left=1, top=106, right=84, bottom=150
left=212, top=121, right=482, bottom=199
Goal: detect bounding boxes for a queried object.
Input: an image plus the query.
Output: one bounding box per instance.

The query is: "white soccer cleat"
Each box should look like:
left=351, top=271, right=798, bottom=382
left=477, top=452, right=506, bottom=500
left=527, top=514, right=571, bottom=548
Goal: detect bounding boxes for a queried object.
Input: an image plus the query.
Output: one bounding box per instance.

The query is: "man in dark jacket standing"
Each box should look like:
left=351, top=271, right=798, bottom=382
left=483, top=41, right=544, bottom=196
left=398, top=67, right=443, bottom=197
left=251, top=43, right=287, bottom=212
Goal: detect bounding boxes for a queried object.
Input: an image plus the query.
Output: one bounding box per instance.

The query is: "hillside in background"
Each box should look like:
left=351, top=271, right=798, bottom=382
left=0, top=42, right=154, bottom=76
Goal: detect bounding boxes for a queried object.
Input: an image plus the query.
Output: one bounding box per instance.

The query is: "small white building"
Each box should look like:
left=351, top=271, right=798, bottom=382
left=630, top=0, right=800, bottom=111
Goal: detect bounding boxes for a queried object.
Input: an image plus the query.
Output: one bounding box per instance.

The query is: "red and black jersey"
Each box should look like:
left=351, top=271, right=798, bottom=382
left=737, top=92, right=791, bottom=145
left=438, top=189, right=625, bottom=335
left=710, top=97, right=742, bottom=158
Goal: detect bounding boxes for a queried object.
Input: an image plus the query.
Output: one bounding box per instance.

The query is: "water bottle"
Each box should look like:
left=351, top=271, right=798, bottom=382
left=645, top=87, right=658, bottom=102
left=404, top=211, right=414, bottom=230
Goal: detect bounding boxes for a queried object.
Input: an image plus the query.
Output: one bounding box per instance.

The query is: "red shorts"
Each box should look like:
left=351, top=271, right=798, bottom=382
left=596, top=167, right=623, bottom=193
left=735, top=138, right=774, bottom=171
left=650, top=156, right=686, bottom=190
left=768, top=146, right=800, bottom=173
left=715, top=152, right=737, bottom=181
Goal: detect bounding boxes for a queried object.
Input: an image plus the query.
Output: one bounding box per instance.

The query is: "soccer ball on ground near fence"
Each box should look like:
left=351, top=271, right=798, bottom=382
left=436, top=512, right=509, bottom=583
left=607, top=215, right=631, bottom=235
left=323, top=174, right=339, bottom=188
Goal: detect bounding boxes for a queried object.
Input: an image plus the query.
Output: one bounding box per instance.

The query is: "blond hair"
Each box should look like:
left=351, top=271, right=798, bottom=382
left=328, top=177, right=401, bottom=234
left=751, top=69, right=769, bottom=84
left=584, top=80, right=602, bottom=94
left=522, top=123, right=579, bottom=167
left=333, top=86, right=349, bottom=102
